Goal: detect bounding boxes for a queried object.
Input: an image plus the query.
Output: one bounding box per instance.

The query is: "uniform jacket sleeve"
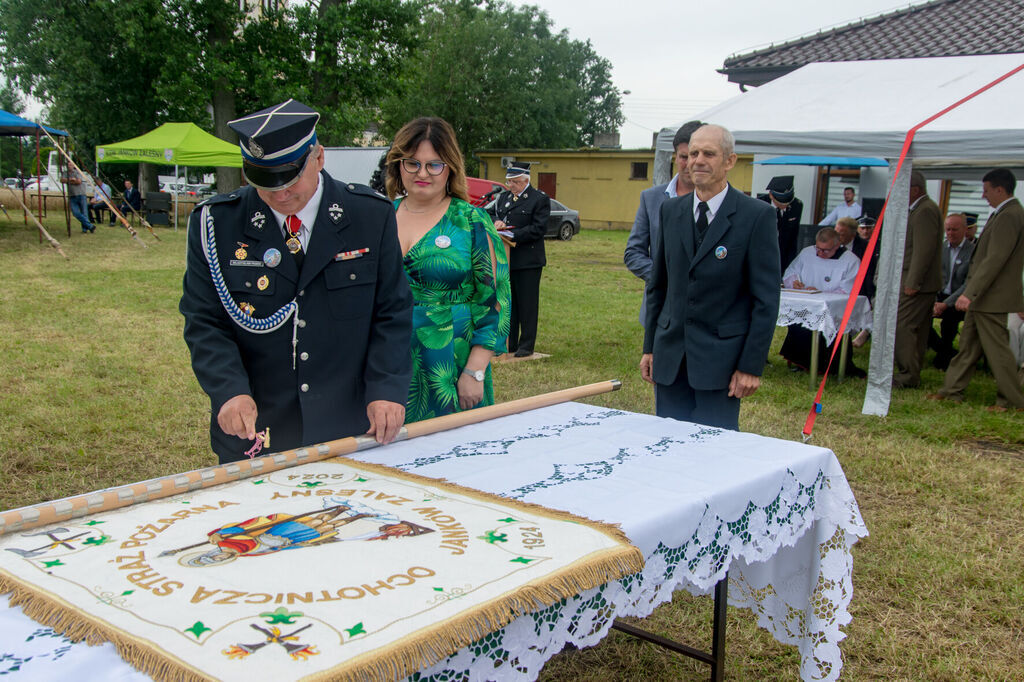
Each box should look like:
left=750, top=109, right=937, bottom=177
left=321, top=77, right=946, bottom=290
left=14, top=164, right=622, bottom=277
left=737, top=200, right=782, bottom=377
left=179, top=203, right=253, bottom=411
left=624, top=187, right=656, bottom=281
left=642, top=198, right=671, bottom=354
left=362, top=205, right=414, bottom=405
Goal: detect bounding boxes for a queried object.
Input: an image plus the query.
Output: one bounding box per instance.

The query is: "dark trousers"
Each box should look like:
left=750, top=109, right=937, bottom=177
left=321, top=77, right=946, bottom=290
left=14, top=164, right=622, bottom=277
left=893, top=291, right=935, bottom=387
left=654, top=356, right=740, bottom=431
left=509, top=267, right=542, bottom=353
left=88, top=202, right=109, bottom=223
left=927, top=300, right=965, bottom=370
left=780, top=325, right=865, bottom=377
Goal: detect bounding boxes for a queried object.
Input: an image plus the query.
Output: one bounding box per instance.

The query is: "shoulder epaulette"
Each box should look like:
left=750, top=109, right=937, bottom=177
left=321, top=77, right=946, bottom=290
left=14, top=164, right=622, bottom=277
left=343, top=182, right=390, bottom=203
left=195, top=190, right=244, bottom=210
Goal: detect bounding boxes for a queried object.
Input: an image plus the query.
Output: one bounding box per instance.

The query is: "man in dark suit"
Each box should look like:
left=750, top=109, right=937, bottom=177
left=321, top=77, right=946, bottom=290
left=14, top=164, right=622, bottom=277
left=930, top=168, right=1024, bottom=411
left=892, top=171, right=944, bottom=388
left=767, top=175, right=803, bottom=272
left=118, top=179, right=142, bottom=224
left=927, top=213, right=974, bottom=369
left=640, top=124, right=781, bottom=430
left=491, top=162, right=550, bottom=357
left=179, top=99, right=413, bottom=463
left=624, top=121, right=703, bottom=325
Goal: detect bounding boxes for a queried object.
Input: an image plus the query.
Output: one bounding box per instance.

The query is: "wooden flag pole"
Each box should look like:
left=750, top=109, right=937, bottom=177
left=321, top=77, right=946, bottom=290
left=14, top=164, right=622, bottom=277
left=37, top=128, right=151, bottom=246
left=0, top=380, right=621, bottom=535
left=0, top=187, right=68, bottom=259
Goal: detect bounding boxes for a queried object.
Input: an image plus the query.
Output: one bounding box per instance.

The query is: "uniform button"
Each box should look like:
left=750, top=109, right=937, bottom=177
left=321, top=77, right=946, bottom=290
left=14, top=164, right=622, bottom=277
left=300, top=352, right=309, bottom=361
left=347, top=184, right=355, bottom=190
left=298, top=319, right=306, bottom=328
left=349, top=273, right=357, bottom=280
left=300, top=383, right=309, bottom=392
left=298, top=289, right=305, bottom=297
left=245, top=281, right=252, bottom=288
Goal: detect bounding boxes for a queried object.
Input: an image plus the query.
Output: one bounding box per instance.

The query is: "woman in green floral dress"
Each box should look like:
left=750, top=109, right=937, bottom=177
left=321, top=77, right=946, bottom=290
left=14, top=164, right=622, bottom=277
left=386, top=118, right=510, bottom=422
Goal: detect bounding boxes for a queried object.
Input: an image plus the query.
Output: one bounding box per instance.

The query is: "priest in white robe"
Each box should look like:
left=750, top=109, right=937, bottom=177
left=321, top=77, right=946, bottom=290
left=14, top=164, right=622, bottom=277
left=780, top=228, right=866, bottom=377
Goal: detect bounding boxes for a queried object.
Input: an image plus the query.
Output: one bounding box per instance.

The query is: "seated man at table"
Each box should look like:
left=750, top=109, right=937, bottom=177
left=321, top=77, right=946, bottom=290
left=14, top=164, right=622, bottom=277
left=780, top=228, right=866, bottom=376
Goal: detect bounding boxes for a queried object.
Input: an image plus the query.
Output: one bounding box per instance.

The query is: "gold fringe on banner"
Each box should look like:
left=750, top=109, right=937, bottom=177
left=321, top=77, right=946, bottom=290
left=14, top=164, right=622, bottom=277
left=0, top=398, right=643, bottom=682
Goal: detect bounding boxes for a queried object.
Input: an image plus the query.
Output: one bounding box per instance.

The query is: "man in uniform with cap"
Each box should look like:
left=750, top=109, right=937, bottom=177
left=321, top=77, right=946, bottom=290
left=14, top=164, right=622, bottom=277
left=179, top=99, right=413, bottom=463
left=766, top=175, right=803, bottom=272
left=489, top=161, right=550, bottom=357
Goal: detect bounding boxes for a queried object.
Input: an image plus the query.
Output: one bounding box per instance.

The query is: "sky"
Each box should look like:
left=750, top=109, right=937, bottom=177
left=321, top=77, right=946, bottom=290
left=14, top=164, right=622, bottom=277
left=510, top=0, right=912, bottom=147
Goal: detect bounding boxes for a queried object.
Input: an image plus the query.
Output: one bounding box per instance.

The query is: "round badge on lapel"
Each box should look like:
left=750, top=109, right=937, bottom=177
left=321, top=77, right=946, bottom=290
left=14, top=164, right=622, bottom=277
left=434, top=235, right=451, bottom=249
left=257, top=275, right=270, bottom=291
left=263, top=248, right=282, bottom=268
left=715, top=246, right=727, bottom=260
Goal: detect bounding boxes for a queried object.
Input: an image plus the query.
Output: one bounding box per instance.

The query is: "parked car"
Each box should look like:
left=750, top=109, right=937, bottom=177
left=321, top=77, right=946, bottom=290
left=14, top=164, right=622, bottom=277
left=160, top=182, right=213, bottom=198
left=482, top=196, right=581, bottom=241
left=547, top=199, right=581, bottom=241
left=24, top=177, right=58, bottom=192
left=4, top=177, right=24, bottom=189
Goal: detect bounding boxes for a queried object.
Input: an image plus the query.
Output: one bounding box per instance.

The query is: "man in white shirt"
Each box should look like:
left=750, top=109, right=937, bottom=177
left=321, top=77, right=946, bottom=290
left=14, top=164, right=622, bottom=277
left=783, top=228, right=861, bottom=293
left=780, top=228, right=865, bottom=376
left=818, top=186, right=862, bottom=226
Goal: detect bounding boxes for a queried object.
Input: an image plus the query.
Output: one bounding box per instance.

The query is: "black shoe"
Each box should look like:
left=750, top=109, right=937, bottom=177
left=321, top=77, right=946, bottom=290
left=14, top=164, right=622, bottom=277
left=514, top=348, right=532, bottom=358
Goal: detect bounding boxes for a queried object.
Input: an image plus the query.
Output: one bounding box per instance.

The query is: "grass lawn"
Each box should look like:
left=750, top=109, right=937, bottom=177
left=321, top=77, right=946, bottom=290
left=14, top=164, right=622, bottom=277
left=0, top=215, right=1021, bottom=680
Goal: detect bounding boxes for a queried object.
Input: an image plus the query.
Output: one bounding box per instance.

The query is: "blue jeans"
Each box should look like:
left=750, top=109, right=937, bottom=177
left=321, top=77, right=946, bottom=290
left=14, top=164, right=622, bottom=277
left=69, top=195, right=94, bottom=231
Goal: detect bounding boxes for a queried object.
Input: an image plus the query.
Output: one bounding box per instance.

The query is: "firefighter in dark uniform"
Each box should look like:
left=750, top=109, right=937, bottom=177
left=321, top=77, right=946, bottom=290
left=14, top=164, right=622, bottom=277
left=179, top=99, right=412, bottom=463
left=767, top=175, right=803, bottom=272
left=489, top=162, right=550, bottom=357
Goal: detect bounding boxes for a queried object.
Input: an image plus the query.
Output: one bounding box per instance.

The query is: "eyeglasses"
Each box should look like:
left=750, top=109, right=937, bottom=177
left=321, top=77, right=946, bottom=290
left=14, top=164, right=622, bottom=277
left=400, top=158, right=447, bottom=176
left=815, top=244, right=839, bottom=254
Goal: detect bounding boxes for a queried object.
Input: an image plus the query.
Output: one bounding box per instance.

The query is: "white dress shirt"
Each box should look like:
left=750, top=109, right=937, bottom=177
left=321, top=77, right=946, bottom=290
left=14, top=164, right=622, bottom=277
left=269, top=175, right=324, bottom=252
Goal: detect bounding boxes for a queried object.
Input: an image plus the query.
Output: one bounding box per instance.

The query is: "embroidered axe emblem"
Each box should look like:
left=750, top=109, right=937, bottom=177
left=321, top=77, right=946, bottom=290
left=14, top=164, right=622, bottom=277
left=251, top=210, right=266, bottom=230
left=328, top=203, right=344, bottom=223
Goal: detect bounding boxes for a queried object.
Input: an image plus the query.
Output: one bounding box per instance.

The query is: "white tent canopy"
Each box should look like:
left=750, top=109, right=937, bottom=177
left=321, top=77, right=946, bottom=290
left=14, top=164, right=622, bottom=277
left=655, top=54, right=1024, bottom=418
left=658, top=54, right=1024, bottom=162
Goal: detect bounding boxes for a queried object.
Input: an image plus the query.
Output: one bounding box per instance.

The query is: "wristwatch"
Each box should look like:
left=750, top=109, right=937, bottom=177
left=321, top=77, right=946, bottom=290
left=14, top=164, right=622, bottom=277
left=463, top=368, right=485, bottom=382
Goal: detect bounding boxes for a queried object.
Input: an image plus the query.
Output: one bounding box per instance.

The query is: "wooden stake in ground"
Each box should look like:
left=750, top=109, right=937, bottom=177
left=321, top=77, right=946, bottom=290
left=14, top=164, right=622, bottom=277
left=37, top=128, right=152, bottom=246
left=0, top=380, right=621, bottom=535
left=0, top=187, right=68, bottom=259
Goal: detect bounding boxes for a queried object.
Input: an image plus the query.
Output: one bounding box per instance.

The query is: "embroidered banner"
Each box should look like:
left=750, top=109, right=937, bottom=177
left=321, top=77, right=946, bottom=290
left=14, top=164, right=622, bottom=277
left=0, top=459, right=642, bottom=681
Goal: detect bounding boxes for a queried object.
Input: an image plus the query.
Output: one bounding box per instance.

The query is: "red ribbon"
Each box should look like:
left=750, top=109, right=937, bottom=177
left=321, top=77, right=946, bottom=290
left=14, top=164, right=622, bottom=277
left=802, top=61, right=1024, bottom=438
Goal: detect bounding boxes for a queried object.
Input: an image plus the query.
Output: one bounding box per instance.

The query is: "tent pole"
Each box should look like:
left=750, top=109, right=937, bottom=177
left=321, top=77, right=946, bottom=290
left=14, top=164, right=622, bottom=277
left=19, top=136, right=26, bottom=226
left=174, top=163, right=179, bottom=231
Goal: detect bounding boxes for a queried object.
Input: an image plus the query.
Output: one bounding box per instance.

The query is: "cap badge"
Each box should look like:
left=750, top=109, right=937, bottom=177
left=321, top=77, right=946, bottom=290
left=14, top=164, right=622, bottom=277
left=263, top=248, right=282, bottom=268
left=715, top=246, right=727, bottom=260
left=257, top=275, right=270, bottom=291
left=247, top=139, right=264, bottom=159
left=328, top=202, right=344, bottom=223
left=251, top=210, right=266, bottom=230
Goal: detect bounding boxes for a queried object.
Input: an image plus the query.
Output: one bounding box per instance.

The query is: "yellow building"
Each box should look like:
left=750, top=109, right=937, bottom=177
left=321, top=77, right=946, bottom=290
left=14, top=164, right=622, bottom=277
left=476, top=149, right=753, bottom=229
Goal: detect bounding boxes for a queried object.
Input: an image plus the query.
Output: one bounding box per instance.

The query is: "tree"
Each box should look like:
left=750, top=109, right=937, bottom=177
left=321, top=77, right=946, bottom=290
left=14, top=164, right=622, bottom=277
left=379, top=0, right=623, bottom=172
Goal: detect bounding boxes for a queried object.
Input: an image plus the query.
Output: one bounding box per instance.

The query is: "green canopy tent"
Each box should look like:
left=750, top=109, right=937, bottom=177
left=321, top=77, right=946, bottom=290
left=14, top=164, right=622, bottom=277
left=96, top=122, right=241, bottom=229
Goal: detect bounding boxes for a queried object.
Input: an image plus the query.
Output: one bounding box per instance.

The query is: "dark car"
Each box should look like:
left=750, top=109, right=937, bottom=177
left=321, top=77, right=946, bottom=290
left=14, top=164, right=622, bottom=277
left=483, top=196, right=581, bottom=241
left=546, top=199, right=580, bottom=241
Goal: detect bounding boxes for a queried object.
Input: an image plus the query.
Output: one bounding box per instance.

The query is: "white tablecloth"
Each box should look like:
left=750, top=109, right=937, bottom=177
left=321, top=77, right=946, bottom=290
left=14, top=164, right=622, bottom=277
left=778, top=291, right=873, bottom=345
left=1, top=403, right=867, bottom=681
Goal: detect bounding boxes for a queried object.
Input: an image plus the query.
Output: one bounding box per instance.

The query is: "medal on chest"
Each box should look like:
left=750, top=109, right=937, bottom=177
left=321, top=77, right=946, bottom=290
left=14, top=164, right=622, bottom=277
left=286, top=236, right=302, bottom=254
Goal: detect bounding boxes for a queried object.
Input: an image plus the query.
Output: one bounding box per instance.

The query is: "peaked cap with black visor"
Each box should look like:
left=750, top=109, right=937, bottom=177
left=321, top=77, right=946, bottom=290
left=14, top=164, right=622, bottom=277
left=228, top=99, right=320, bottom=191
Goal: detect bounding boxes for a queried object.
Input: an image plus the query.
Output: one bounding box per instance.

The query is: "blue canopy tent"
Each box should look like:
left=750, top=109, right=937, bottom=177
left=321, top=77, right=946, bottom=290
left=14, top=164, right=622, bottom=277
left=0, top=109, right=70, bottom=233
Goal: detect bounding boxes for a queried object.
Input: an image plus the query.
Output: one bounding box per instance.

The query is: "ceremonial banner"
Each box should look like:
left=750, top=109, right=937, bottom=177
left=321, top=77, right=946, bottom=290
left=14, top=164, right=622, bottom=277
left=0, top=459, right=642, bottom=682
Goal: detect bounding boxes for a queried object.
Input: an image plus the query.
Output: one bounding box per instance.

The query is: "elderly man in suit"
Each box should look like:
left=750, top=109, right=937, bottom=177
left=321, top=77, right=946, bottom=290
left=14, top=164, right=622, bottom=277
left=927, top=213, right=975, bottom=369
left=892, top=171, right=944, bottom=388
left=930, top=169, right=1024, bottom=411
left=640, top=124, right=780, bottom=430
left=624, top=120, right=703, bottom=325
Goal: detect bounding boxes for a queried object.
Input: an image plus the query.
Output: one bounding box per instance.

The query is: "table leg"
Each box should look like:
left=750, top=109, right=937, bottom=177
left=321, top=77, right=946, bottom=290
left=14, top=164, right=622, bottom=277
left=809, top=332, right=819, bottom=389
left=838, top=333, right=849, bottom=382
left=611, top=571, right=728, bottom=681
